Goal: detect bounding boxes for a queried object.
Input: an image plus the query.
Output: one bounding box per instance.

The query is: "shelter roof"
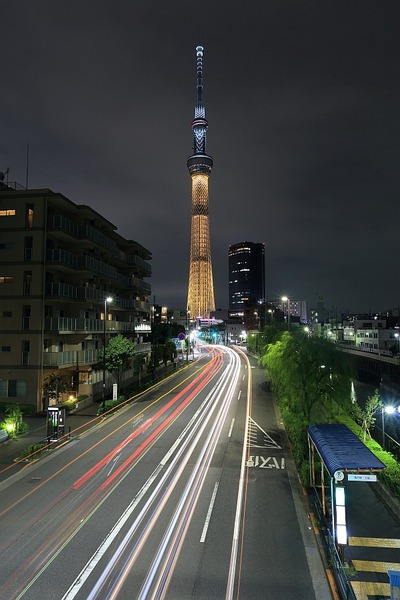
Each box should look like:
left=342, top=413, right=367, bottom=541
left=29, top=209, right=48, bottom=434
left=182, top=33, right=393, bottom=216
left=308, top=424, right=386, bottom=477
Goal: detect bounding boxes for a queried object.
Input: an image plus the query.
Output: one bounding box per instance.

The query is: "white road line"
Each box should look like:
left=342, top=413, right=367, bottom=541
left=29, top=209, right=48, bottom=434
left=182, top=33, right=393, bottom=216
left=200, top=482, right=219, bottom=542
left=228, top=418, right=235, bottom=438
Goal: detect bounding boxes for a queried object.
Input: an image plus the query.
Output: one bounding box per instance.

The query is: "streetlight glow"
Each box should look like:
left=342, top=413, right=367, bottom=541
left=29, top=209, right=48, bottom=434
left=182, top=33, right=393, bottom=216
left=102, top=296, right=113, bottom=407
left=281, top=296, right=290, bottom=330
left=381, top=404, right=398, bottom=450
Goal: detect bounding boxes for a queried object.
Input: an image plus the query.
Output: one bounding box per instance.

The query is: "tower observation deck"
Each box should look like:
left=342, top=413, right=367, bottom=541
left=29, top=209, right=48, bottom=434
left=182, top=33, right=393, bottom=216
left=186, top=46, right=215, bottom=320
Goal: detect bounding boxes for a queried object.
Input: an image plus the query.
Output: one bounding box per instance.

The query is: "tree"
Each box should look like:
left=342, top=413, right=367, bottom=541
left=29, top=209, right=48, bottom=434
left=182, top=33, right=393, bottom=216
left=3, top=404, right=24, bottom=436
left=247, top=323, right=287, bottom=355
left=97, top=334, right=135, bottom=389
left=43, top=373, right=70, bottom=405
left=133, top=352, right=146, bottom=387
left=261, top=330, right=352, bottom=421
left=162, top=339, right=177, bottom=369
left=350, top=389, right=382, bottom=442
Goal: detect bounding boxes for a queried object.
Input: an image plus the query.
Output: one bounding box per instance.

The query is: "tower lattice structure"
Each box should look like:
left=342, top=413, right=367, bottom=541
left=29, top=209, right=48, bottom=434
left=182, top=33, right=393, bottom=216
left=186, top=46, right=215, bottom=320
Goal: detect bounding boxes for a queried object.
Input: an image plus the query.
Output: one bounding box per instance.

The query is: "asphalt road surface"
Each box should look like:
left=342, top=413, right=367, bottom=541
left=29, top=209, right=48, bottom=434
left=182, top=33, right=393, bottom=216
left=0, top=345, right=331, bottom=599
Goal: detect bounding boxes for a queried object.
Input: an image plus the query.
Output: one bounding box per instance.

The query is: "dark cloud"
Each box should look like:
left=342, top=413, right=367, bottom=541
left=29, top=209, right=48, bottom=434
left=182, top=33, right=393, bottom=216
left=1, top=0, right=399, bottom=314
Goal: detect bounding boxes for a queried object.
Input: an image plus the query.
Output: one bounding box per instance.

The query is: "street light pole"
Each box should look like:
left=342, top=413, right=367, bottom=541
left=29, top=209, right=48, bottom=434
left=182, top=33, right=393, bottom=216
left=282, top=296, right=290, bottom=330
left=382, top=405, right=396, bottom=450
left=395, top=332, right=399, bottom=355
left=102, top=296, right=113, bottom=407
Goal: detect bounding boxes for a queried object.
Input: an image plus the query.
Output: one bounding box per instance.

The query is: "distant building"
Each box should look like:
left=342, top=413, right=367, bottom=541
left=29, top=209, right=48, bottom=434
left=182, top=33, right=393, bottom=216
left=0, top=184, right=152, bottom=410
left=310, top=295, right=330, bottom=325
left=228, top=241, right=265, bottom=330
left=152, top=304, right=168, bottom=324
left=342, top=317, right=399, bottom=354
left=266, top=298, right=308, bottom=325
left=168, top=309, right=189, bottom=329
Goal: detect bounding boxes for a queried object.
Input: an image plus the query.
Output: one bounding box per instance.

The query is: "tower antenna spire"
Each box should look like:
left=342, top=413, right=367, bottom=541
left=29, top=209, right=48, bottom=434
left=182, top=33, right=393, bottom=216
left=196, top=45, right=204, bottom=106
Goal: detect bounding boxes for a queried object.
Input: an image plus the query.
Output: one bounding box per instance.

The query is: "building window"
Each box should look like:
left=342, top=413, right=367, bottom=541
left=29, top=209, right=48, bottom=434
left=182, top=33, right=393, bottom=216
left=0, top=209, right=16, bottom=217
left=24, top=237, right=33, bottom=261
left=2, top=311, right=12, bottom=317
left=0, top=243, right=15, bottom=249
left=0, top=379, right=26, bottom=397
left=0, top=276, right=13, bottom=284
left=26, top=204, right=34, bottom=228
left=22, top=341, right=30, bottom=366
left=23, top=271, right=32, bottom=295
left=22, top=305, right=31, bottom=330
left=1, top=346, right=11, bottom=352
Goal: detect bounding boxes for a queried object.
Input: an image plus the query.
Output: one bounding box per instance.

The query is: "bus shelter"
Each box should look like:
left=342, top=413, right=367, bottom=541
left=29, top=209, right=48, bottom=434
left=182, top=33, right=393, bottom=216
left=307, top=424, right=386, bottom=547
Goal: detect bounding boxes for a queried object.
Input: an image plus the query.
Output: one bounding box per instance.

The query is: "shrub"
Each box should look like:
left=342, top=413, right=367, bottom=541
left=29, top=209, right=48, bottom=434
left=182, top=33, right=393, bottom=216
left=97, top=395, right=126, bottom=415
left=17, top=442, right=48, bottom=461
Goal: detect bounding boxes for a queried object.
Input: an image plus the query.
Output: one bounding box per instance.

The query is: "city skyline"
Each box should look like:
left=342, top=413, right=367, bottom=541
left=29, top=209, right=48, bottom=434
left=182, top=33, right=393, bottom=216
left=1, top=2, right=399, bottom=314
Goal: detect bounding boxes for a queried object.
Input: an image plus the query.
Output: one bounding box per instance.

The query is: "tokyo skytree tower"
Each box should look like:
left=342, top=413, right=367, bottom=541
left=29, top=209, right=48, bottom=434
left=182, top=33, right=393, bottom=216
left=186, top=46, right=215, bottom=320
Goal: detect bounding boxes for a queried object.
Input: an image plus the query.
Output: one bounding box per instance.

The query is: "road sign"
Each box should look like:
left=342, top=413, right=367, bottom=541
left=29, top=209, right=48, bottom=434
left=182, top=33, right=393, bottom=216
left=348, top=474, right=377, bottom=482
left=178, top=333, right=186, bottom=341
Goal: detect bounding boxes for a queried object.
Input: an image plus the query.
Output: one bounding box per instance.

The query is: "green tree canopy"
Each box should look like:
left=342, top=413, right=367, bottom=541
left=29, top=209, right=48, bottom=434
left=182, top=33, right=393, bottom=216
left=43, top=373, right=70, bottom=404
left=246, top=323, right=288, bottom=355
left=98, top=334, right=135, bottom=388
left=261, top=330, right=352, bottom=421
left=162, top=339, right=177, bottom=366
left=350, top=389, right=382, bottom=442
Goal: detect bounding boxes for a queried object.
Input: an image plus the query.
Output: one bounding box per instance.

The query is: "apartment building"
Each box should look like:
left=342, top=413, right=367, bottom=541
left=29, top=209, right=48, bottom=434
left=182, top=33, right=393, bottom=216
left=0, top=183, right=152, bottom=410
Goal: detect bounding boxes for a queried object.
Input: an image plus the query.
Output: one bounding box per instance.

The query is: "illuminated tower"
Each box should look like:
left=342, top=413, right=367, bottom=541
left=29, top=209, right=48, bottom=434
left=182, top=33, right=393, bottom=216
left=186, top=46, right=215, bottom=320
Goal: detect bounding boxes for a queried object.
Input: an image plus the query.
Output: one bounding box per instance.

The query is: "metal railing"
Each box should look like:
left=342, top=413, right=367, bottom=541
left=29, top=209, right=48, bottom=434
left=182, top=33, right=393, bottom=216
left=311, top=489, right=356, bottom=600
left=42, top=344, right=151, bottom=367
left=44, top=317, right=137, bottom=333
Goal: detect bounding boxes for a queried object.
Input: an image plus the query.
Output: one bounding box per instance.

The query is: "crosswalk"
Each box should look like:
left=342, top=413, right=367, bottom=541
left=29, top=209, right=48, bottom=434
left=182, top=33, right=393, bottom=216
left=348, top=536, right=400, bottom=600
left=247, top=416, right=281, bottom=449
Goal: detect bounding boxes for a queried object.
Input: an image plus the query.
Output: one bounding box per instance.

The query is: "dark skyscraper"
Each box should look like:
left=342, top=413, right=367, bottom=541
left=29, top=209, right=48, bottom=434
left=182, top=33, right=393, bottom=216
left=229, top=241, right=265, bottom=329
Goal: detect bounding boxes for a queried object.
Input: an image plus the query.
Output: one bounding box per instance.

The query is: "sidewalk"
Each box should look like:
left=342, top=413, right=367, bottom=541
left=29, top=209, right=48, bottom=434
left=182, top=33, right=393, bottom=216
left=0, top=401, right=100, bottom=482
left=248, top=351, right=400, bottom=600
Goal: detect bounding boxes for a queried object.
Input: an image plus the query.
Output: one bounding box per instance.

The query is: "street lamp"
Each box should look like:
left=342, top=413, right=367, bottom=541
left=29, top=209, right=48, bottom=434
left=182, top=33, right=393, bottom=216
left=282, top=296, right=290, bottom=330
left=394, top=332, right=399, bottom=355
left=381, top=405, right=396, bottom=450
left=102, top=296, right=113, bottom=407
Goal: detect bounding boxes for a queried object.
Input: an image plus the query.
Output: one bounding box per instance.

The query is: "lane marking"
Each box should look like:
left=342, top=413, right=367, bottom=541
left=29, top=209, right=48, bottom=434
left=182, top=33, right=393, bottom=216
left=352, top=559, right=400, bottom=572
left=200, top=482, right=219, bottom=543
left=228, top=419, right=235, bottom=438
left=248, top=417, right=281, bottom=449
left=246, top=456, right=285, bottom=469
left=349, top=537, right=400, bottom=548
left=351, top=580, right=390, bottom=600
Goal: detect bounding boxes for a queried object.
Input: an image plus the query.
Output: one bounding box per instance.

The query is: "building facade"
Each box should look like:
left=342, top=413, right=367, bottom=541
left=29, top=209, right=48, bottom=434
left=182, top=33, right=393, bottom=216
left=186, top=46, right=215, bottom=320
left=0, top=184, right=152, bottom=410
left=229, top=241, right=265, bottom=330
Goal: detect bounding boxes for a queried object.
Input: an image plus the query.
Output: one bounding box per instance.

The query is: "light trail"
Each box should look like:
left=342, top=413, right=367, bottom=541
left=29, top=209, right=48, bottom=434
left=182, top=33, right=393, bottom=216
left=225, top=347, right=252, bottom=600
left=64, top=347, right=241, bottom=600
left=0, top=350, right=220, bottom=520
left=5, top=349, right=224, bottom=599
left=136, top=349, right=241, bottom=600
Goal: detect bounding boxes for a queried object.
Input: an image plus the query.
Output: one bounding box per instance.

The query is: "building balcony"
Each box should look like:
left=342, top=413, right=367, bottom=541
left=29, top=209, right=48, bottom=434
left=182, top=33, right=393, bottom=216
left=42, top=343, right=151, bottom=367
left=43, top=349, right=99, bottom=367
left=46, top=250, right=131, bottom=287
left=129, top=254, right=152, bottom=277
left=132, top=277, right=151, bottom=294
left=45, top=283, right=131, bottom=309
left=132, top=299, right=150, bottom=313
left=44, top=317, right=136, bottom=333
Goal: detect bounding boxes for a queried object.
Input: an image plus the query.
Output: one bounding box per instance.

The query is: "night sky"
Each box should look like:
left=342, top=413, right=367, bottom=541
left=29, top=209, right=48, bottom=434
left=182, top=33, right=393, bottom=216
left=1, top=2, right=399, bottom=315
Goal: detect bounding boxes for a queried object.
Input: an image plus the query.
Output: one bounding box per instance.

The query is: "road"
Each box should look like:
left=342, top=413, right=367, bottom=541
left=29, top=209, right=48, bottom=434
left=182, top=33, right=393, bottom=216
left=0, top=345, right=331, bottom=599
